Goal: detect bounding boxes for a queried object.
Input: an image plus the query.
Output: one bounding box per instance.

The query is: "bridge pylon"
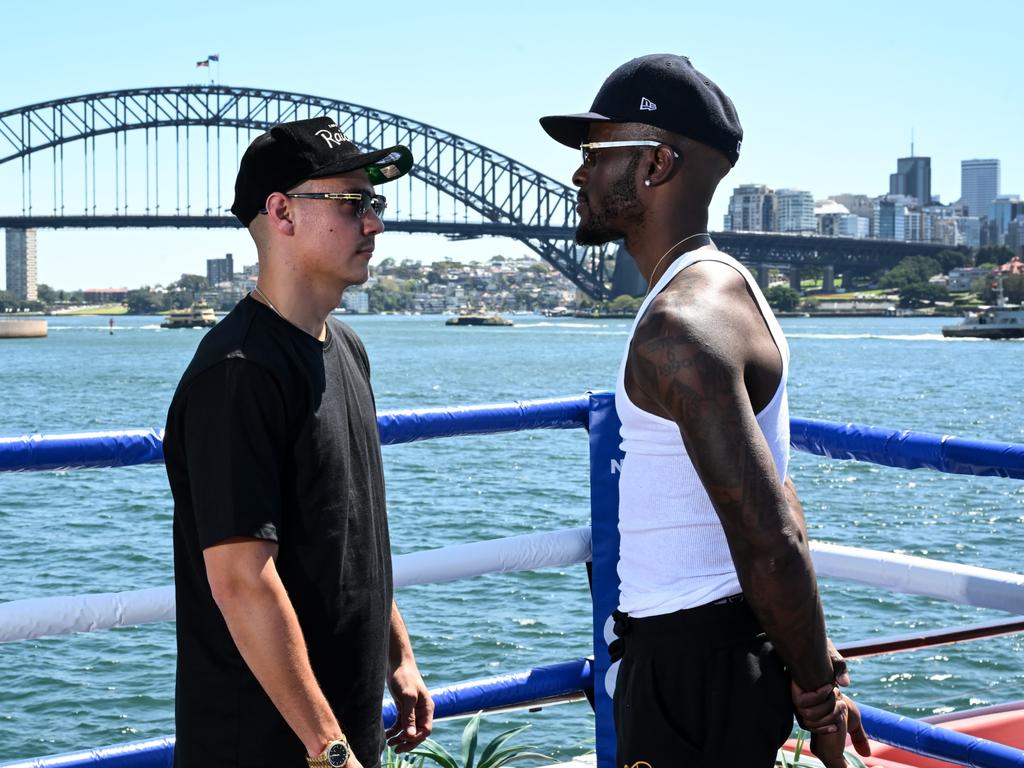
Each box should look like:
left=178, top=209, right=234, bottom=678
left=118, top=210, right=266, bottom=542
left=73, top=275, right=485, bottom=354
left=610, top=243, right=645, bottom=298
left=4, top=228, right=38, bottom=302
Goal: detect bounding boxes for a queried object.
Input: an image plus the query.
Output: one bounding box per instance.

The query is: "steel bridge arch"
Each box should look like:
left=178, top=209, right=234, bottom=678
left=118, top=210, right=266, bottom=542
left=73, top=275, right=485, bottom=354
left=0, top=85, right=616, bottom=297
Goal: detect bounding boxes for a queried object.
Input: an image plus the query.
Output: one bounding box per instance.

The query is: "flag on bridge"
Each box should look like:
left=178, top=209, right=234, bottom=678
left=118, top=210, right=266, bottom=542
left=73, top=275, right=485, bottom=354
left=208, top=54, right=220, bottom=62
left=196, top=59, right=209, bottom=68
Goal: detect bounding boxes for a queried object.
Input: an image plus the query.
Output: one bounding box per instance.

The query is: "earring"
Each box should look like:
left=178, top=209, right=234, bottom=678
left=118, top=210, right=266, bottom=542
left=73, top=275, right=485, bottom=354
left=644, top=179, right=651, bottom=187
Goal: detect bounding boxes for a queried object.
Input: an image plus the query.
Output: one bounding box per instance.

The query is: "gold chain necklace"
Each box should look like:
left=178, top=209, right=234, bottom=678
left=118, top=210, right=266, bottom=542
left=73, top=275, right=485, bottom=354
left=645, top=232, right=710, bottom=294
left=251, top=285, right=287, bottom=320
left=251, top=285, right=320, bottom=338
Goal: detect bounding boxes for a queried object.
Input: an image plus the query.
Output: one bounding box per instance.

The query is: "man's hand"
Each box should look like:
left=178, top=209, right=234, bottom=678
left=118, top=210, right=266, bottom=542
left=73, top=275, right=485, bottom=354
left=828, top=637, right=850, bottom=687
left=845, top=696, right=871, bottom=758
left=795, top=689, right=871, bottom=768
left=791, top=638, right=852, bottom=732
left=810, top=723, right=850, bottom=768
left=385, top=660, right=433, bottom=753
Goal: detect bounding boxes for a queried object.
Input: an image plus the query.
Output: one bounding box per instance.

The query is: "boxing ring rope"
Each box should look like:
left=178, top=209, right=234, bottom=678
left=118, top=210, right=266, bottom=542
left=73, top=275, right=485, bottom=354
left=0, top=527, right=593, bottom=643
left=2, top=394, right=1024, bottom=768
left=2, top=535, right=1023, bottom=644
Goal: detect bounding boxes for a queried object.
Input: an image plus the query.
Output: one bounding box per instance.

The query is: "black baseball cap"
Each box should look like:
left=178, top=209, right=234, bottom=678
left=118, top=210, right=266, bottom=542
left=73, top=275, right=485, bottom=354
left=230, top=116, right=414, bottom=226
left=540, top=54, right=743, bottom=166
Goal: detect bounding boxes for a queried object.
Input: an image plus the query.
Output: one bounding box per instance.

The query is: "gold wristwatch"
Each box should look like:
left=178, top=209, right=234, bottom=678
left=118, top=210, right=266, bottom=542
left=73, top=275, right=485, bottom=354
left=307, top=736, right=351, bottom=767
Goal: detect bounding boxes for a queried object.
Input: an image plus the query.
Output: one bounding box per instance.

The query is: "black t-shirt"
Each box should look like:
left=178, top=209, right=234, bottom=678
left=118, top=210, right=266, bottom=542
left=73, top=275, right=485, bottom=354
left=164, top=297, right=392, bottom=768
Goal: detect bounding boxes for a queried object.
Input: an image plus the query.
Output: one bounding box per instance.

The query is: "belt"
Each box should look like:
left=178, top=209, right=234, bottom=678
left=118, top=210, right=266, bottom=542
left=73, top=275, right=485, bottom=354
left=609, top=594, right=754, bottom=662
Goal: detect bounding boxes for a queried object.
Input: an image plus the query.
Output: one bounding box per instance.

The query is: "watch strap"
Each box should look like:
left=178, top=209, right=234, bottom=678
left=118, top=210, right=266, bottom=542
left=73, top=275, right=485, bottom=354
left=306, top=736, right=350, bottom=768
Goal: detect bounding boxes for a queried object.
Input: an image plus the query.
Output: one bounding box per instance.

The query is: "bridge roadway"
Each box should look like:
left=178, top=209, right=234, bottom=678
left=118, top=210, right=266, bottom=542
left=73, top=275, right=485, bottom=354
left=0, top=215, right=957, bottom=271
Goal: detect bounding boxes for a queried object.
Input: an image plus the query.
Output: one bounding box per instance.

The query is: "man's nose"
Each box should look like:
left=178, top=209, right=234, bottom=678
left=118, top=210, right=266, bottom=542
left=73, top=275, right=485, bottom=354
left=571, top=164, right=587, bottom=188
left=363, top=209, right=385, bottom=235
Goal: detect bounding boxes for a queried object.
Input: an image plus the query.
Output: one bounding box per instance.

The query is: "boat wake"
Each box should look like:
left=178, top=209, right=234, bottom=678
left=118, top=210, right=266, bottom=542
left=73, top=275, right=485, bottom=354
left=786, top=332, right=987, bottom=342
left=514, top=321, right=629, bottom=334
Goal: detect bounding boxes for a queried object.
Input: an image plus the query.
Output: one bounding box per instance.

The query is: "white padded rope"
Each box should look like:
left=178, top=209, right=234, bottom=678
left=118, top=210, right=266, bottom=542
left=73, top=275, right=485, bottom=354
left=4, top=534, right=1022, bottom=644
left=0, top=526, right=593, bottom=643
left=811, top=541, right=1024, bottom=614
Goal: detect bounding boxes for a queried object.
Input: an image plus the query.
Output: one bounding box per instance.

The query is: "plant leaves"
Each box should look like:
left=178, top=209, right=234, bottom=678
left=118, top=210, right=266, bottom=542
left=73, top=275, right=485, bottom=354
left=477, top=724, right=531, bottom=767
left=461, top=711, right=482, bottom=768
left=480, top=745, right=552, bottom=768
left=793, top=729, right=806, bottom=762
left=410, top=738, right=459, bottom=768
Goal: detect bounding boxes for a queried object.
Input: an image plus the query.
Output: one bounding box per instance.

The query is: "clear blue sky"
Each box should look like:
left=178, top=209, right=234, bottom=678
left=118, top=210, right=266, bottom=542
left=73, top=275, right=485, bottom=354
left=1, top=0, right=1021, bottom=291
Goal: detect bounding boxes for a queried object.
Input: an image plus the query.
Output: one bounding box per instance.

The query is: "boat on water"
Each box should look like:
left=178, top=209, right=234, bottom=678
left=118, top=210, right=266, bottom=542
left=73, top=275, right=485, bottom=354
left=942, top=276, right=1024, bottom=339
left=1, top=394, right=1023, bottom=768
left=445, top=312, right=513, bottom=326
left=159, top=301, right=217, bottom=329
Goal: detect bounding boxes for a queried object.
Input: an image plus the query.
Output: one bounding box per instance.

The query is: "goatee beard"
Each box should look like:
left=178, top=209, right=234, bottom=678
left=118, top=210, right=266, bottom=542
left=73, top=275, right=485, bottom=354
left=574, top=154, right=644, bottom=247
left=575, top=221, right=620, bottom=246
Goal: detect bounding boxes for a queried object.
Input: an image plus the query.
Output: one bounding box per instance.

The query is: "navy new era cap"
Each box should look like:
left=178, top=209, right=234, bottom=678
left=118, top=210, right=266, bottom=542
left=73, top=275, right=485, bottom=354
left=540, top=54, right=743, bottom=166
left=231, top=116, right=413, bottom=226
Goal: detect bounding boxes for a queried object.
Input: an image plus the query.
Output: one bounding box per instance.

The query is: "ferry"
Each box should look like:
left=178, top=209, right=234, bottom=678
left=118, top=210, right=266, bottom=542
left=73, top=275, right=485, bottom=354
left=942, top=276, right=1024, bottom=339
left=445, top=312, right=513, bottom=327
left=1, top=394, right=1023, bottom=768
left=159, top=301, right=217, bottom=329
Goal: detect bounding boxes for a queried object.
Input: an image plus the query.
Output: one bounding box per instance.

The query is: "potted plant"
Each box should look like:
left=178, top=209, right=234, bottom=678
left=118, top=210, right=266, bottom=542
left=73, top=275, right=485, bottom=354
left=411, top=711, right=551, bottom=768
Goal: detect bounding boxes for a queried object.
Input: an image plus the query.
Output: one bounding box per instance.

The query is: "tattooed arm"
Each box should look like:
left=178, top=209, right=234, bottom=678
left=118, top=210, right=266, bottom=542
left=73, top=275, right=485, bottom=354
left=627, top=263, right=853, bottom=764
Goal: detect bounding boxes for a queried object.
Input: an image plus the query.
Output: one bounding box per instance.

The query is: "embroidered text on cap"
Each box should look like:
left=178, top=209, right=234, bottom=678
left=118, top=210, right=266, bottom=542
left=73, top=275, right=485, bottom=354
left=315, top=125, right=350, bottom=148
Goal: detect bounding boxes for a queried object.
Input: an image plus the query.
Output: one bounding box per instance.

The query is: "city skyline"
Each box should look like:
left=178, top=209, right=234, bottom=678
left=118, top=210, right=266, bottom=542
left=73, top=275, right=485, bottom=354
left=1, top=0, right=1021, bottom=291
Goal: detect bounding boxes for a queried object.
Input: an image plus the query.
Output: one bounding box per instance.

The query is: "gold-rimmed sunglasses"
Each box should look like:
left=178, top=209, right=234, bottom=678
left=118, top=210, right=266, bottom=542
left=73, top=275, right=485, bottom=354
left=579, top=140, right=680, bottom=168
left=261, top=190, right=387, bottom=219
left=284, top=191, right=387, bottom=218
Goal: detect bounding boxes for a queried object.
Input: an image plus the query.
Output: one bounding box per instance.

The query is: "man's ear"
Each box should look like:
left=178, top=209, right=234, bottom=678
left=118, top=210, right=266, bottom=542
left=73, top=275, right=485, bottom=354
left=645, top=145, right=679, bottom=187
left=263, top=192, right=295, bottom=236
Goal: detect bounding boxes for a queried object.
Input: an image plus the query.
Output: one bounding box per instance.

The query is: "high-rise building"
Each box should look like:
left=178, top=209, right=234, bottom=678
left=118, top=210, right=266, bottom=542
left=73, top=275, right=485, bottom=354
left=5, top=228, right=38, bottom=301
left=775, top=189, right=815, bottom=233
left=889, top=156, right=931, bottom=207
left=961, top=159, right=1000, bottom=218
left=206, top=252, right=234, bottom=286
left=725, top=184, right=775, bottom=231
left=959, top=217, right=983, bottom=248
left=1007, top=216, right=1024, bottom=256
left=921, top=204, right=974, bottom=247
left=873, top=195, right=915, bottom=240
left=817, top=206, right=869, bottom=239
left=832, top=194, right=874, bottom=221
left=990, top=196, right=1024, bottom=245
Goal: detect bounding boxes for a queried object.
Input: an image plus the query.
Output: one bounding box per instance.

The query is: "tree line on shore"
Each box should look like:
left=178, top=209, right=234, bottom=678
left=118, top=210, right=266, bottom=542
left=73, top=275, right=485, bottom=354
left=763, top=245, right=1019, bottom=312
left=3, top=246, right=1018, bottom=316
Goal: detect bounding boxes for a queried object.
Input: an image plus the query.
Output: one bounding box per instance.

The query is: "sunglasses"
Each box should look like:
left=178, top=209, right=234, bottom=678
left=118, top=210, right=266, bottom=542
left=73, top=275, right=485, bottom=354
left=579, top=140, right=680, bottom=168
left=261, top=190, right=388, bottom=219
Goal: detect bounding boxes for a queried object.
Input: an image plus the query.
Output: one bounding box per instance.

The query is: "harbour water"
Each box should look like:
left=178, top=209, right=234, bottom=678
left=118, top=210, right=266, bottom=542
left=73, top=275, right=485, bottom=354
left=1, top=314, right=1022, bottom=762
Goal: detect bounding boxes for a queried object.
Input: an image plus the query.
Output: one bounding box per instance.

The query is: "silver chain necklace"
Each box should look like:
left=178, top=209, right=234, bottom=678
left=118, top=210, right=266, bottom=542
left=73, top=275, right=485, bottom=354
left=646, top=232, right=710, bottom=295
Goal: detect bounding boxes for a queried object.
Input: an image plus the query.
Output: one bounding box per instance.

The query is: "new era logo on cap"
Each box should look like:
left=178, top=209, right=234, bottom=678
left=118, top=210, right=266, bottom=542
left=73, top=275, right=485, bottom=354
left=639, top=97, right=657, bottom=111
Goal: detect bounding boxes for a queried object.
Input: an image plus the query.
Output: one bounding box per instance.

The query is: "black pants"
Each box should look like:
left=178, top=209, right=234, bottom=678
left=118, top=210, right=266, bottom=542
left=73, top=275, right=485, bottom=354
left=612, top=597, right=794, bottom=768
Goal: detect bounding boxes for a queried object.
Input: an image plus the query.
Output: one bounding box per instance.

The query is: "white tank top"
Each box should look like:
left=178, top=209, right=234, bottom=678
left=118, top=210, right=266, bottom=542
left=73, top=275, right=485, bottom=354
left=615, top=245, right=791, bottom=617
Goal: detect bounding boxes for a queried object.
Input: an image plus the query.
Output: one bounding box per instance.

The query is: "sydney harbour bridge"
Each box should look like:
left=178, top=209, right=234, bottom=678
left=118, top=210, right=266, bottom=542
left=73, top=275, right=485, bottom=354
left=0, top=85, right=956, bottom=299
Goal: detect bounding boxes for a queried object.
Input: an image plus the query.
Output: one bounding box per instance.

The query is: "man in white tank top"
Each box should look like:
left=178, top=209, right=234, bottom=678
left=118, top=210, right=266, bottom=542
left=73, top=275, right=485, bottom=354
left=541, top=55, right=870, bottom=768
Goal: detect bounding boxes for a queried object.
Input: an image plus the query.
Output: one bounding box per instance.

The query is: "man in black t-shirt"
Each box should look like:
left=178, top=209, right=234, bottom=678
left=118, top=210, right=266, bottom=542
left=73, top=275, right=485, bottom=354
left=164, top=117, right=432, bottom=768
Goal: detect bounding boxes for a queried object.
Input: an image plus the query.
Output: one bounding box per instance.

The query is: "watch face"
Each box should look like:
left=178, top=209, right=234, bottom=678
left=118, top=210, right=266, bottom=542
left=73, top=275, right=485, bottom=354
left=327, top=741, right=349, bottom=767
